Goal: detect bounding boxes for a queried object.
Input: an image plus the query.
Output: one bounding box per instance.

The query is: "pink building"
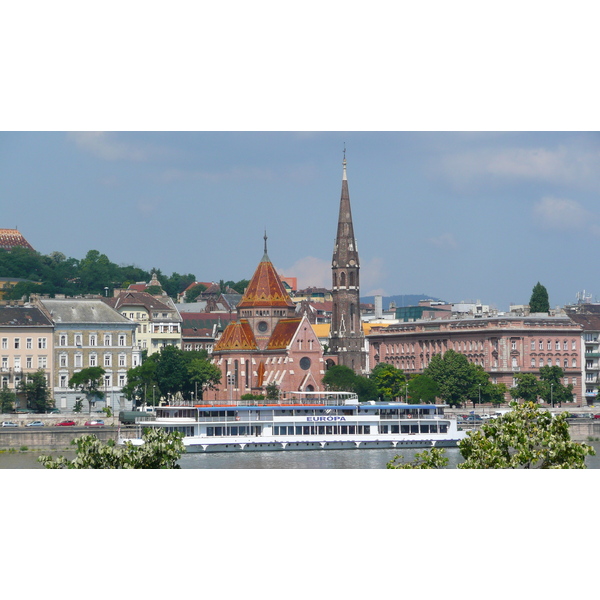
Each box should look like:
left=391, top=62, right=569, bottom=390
left=368, top=315, right=584, bottom=404
left=210, top=239, right=325, bottom=401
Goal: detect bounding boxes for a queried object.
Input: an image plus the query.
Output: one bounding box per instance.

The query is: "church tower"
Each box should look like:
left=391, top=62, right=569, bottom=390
left=329, top=152, right=366, bottom=373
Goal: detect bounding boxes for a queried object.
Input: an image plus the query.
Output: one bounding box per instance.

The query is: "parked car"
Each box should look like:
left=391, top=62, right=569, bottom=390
left=593, top=414, right=600, bottom=419
left=84, top=420, right=104, bottom=427
left=26, top=421, right=45, bottom=427
left=465, top=415, right=483, bottom=422
left=56, top=420, right=76, bottom=426
left=1, top=421, right=18, bottom=427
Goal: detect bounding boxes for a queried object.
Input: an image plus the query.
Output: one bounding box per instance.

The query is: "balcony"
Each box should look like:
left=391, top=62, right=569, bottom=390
left=585, top=353, right=600, bottom=358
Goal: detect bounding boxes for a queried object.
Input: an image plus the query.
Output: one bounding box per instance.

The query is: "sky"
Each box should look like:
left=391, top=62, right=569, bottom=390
left=1, top=131, right=600, bottom=311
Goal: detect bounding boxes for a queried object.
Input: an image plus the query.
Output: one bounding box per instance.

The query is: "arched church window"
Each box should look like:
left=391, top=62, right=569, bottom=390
left=349, top=272, right=355, bottom=286
left=340, top=272, right=346, bottom=287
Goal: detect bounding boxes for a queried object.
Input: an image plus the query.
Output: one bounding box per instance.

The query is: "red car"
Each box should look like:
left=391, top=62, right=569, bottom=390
left=84, top=420, right=104, bottom=427
left=593, top=414, right=600, bottom=419
left=56, top=420, right=76, bottom=426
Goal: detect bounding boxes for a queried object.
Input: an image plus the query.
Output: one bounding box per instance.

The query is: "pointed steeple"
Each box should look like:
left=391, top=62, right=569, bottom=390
left=329, top=149, right=366, bottom=374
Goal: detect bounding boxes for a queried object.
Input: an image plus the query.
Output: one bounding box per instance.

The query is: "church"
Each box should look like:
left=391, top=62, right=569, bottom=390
left=210, top=155, right=366, bottom=400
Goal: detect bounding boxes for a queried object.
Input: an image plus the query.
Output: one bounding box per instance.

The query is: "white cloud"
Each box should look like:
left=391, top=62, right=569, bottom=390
left=532, top=196, right=591, bottom=231
left=67, top=132, right=151, bottom=161
left=427, top=232, right=458, bottom=250
left=280, top=255, right=386, bottom=294
left=280, top=256, right=330, bottom=289
left=438, top=143, right=600, bottom=190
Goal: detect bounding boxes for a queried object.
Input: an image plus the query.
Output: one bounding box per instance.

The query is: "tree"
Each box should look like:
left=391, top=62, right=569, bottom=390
left=510, top=372, right=541, bottom=403
left=187, top=357, right=221, bottom=401
left=406, top=374, right=439, bottom=404
left=529, top=282, right=550, bottom=313
left=69, top=366, right=106, bottom=414
left=388, top=402, right=595, bottom=469
left=388, top=448, right=449, bottom=469
left=38, top=428, right=185, bottom=469
left=18, top=370, right=53, bottom=413
left=369, top=362, right=406, bottom=401
left=423, top=350, right=477, bottom=407
left=0, top=388, right=17, bottom=413
left=121, top=360, right=158, bottom=405
left=539, top=365, right=573, bottom=406
left=322, top=365, right=376, bottom=401
left=458, top=402, right=595, bottom=468
left=265, top=382, right=280, bottom=401
left=153, top=345, right=189, bottom=401
left=185, top=283, right=207, bottom=303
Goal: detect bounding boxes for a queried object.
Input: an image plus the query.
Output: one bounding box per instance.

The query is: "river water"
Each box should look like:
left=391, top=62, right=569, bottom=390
left=3, top=441, right=600, bottom=468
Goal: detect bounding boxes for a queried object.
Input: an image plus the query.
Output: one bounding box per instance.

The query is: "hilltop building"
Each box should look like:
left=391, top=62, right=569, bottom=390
left=0, top=229, right=34, bottom=251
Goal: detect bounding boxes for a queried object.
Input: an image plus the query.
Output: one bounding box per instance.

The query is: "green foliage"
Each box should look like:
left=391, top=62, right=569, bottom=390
left=0, top=387, right=17, bottom=413
left=69, top=367, right=106, bottom=412
left=102, top=406, right=113, bottom=418
left=369, top=362, right=406, bottom=401
left=510, top=373, right=541, bottom=403
left=121, top=360, right=157, bottom=403
left=185, top=283, right=207, bottom=303
left=265, top=382, right=280, bottom=400
left=322, top=364, right=376, bottom=401
left=423, top=350, right=477, bottom=407
left=529, top=281, right=550, bottom=313
left=38, top=428, right=185, bottom=469
left=538, top=365, right=573, bottom=405
left=73, top=399, right=83, bottom=413
left=387, top=447, right=449, bottom=469
left=18, top=370, right=53, bottom=413
left=241, top=393, right=265, bottom=400
left=406, top=374, right=438, bottom=404
left=458, top=402, right=595, bottom=468
left=187, top=356, right=222, bottom=400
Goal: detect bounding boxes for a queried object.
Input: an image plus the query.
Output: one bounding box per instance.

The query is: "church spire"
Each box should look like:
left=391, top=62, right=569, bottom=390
left=329, top=149, right=366, bottom=374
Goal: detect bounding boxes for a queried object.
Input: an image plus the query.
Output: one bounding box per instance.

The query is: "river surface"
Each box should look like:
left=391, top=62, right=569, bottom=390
left=3, top=441, right=600, bottom=468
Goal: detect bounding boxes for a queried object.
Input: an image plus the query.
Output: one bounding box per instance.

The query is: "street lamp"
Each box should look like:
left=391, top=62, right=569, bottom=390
left=551, top=383, right=554, bottom=409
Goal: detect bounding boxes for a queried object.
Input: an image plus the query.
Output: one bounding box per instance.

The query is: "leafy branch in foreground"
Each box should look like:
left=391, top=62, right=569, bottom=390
left=38, top=428, right=185, bottom=469
left=387, top=448, right=449, bottom=469
left=388, top=402, right=595, bottom=469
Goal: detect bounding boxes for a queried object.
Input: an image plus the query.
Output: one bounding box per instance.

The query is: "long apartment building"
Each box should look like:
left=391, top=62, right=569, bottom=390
left=33, top=296, right=141, bottom=412
left=367, top=314, right=585, bottom=404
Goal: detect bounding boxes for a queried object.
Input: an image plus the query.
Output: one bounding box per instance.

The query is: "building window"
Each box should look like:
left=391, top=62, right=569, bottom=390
left=539, top=340, right=543, bottom=350
left=38, top=356, right=47, bottom=368
left=118, top=354, right=126, bottom=367
left=118, top=374, right=126, bottom=387
left=75, top=354, right=83, bottom=368
left=59, top=335, right=67, bottom=346
left=26, top=338, right=32, bottom=349
left=118, top=334, right=126, bottom=346
left=14, top=338, right=20, bottom=349
left=59, top=354, right=68, bottom=368
left=26, top=357, right=32, bottom=369
left=531, top=340, right=535, bottom=350
left=104, top=374, right=112, bottom=388
left=556, top=341, right=560, bottom=350
left=572, top=340, right=577, bottom=350
left=1, top=338, right=7, bottom=350
left=547, top=341, right=551, bottom=350
left=89, top=334, right=97, bottom=346
left=572, top=359, right=577, bottom=368
left=104, top=334, right=112, bottom=346
left=38, top=338, right=47, bottom=349
left=75, top=334, right=82, bottom=346
left=564, top=341, right=568, bottom=350
left=104, top=354, right=112, bottom=367
left=90, top=354, right=97, bottom=367
left=59, top=374, right=68, bottom=388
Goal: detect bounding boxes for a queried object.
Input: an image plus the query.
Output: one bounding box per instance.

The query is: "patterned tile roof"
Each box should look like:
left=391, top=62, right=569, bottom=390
left=266, top=318, right=302, bottom=350
left=237, top=251, right=295, bottom=309
left=0, top=229, right=34, bottom=250
left=213, top=320, right=258, bottom=352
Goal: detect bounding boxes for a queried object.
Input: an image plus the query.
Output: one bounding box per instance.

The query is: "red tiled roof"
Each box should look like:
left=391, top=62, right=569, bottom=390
left=213, top=320, right=258, bottom=352
left=266, top=318, right=302, bottom=350
left=237, top=253, right=295, bottom=309
left=0, top=229, right=34, bottom=250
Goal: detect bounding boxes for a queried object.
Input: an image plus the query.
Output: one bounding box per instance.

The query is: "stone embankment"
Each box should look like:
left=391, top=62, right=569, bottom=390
left=0, top=412, right=122, bottom=449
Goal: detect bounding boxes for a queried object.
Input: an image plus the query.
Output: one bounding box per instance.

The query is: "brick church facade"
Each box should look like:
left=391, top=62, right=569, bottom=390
left=210, top=235, right=326, bottom=401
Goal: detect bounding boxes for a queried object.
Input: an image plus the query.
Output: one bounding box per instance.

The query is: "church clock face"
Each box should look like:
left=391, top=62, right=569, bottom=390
left=257, top=321, right=268, bottom=333
left=299, top=357, right=311, bottom=370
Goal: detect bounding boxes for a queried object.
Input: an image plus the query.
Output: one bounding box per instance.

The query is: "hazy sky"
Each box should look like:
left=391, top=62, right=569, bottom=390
left=1, top=131, right=599, bottom=311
